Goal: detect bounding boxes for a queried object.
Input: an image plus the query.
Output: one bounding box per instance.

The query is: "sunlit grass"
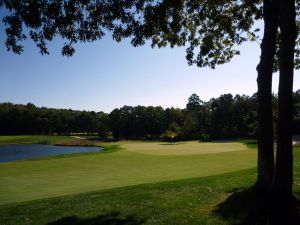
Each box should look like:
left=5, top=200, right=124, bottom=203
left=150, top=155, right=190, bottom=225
left=0, top=140, right=257, bottom=205
left=121, top=141, right=249, bottom=155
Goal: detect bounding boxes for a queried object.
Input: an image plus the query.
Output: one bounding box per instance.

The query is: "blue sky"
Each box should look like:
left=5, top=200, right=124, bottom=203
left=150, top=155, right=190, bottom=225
left=1, top=27, right=300, bottom=113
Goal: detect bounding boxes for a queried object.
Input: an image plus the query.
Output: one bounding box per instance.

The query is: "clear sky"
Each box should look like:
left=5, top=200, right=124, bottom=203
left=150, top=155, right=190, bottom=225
left=1, top=24, right=300, bottom=113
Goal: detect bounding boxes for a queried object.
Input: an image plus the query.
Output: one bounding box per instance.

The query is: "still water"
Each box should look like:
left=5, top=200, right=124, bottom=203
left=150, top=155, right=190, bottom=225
left=0, top=144, right=102, bottom=163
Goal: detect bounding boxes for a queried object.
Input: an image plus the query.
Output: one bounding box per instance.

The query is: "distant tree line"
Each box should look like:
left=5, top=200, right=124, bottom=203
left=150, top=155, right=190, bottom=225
left=0, top=103, right=109, bottom=136
left=1, top=91, right=300, bottom=141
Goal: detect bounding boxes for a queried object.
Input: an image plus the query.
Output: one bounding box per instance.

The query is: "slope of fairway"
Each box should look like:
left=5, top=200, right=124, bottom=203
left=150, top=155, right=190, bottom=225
left=0, top=141, right=257, bottom=205
left=122, top=141, right=248, bottom=155
left=0, top=169, right=257, bottom=225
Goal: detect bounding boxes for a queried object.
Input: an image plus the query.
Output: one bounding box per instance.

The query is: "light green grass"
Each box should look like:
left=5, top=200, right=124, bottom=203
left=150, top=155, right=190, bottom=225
left=0, top=141, right=257, bottom=205
left=122, top=141, right=248, bottom=155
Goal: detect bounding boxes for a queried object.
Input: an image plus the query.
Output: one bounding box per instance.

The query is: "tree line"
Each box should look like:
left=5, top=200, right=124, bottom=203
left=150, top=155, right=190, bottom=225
left=0, top=103, right=109, bottom=136
left=1, top=91, right=300, bottom=141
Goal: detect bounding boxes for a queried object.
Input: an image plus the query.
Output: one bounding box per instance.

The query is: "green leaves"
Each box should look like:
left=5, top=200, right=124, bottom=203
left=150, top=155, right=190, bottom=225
left=2, top=0, right=299, bottom=70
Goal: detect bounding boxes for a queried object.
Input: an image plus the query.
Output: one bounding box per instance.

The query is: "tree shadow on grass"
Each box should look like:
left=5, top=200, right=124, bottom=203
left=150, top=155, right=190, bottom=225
left=214, top=187, right=300, bottom=225
left=47, top=212, right=145, bottom=225
left=160, top=142, right=184, bottom=145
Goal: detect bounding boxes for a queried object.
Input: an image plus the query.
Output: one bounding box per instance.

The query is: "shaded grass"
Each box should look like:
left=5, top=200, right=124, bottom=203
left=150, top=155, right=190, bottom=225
left=214, top=147, right=300, bottom=225
left=215, top=187, right=300, bottom=225
left=237, top=139, right=258, bottom=149
left=47, top=212, right=145, bottom=225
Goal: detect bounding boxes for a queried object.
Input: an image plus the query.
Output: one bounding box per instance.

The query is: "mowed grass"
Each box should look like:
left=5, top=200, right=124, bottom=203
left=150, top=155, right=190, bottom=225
left=0, top=169, right=257, bottom=225
left=1, top=148, right=300, bottom=225
left=122, top=141, right=248, bottom=155
left=0, top=141, right=257, bottom=205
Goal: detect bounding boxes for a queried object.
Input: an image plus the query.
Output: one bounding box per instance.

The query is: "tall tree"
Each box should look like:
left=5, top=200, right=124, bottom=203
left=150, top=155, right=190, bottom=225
left=186, top=93, right=202, bottom=111
left=272, top=0, right=297, bottom=200
left=255, top=0, right=279, bottom=191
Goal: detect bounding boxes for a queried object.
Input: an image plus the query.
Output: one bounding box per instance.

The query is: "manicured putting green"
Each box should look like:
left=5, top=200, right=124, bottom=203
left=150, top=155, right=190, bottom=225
left=0, top=141, right=257, bottom=205
left=122, top=141, right=248, bottom=155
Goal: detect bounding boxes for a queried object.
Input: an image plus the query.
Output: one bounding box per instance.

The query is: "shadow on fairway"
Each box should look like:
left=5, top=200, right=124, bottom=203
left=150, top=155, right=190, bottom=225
left=159, top=142, right=184, bottom=145
left=47, top=212, right=145, bottom=225
left=214, top=187, right=300, bottom=225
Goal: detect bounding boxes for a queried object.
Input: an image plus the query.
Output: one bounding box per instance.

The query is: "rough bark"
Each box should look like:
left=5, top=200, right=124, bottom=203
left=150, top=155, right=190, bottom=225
left=255, top=0, right=279, bottom=190
left=272, top=0, right=297, bottom=200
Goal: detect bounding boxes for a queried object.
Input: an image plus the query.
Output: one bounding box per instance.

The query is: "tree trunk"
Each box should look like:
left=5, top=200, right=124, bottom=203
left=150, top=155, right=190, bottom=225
left=255, top=0, right=279, bottom=190
left=272, top=0, right=297, bottom=200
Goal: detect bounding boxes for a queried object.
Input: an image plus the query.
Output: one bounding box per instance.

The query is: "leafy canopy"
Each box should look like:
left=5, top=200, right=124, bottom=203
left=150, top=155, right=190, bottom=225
left=1, top=0, right=299, bottom=69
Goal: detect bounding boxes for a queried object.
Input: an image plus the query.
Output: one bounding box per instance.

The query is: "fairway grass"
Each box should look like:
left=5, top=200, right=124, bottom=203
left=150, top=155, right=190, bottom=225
left=0, top=169, right=258, bottom=225
left=0, top=141, right=257, bottom=205
left=1, top=152, right=300, bottom=225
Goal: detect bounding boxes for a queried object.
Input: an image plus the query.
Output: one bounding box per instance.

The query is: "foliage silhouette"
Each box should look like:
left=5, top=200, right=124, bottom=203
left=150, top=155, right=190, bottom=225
left=47, top=212, right=145, bottom=225
left=2, top=91, right=300, bottom=141
left=214, top=187, right=300, bottom=225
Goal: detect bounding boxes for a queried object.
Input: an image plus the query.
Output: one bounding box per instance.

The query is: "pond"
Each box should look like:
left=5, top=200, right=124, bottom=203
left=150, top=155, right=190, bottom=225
left=0, top=144, right=102, bottom=163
